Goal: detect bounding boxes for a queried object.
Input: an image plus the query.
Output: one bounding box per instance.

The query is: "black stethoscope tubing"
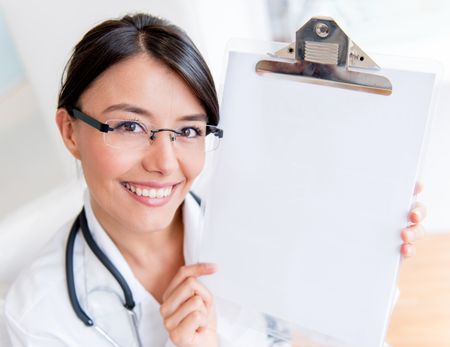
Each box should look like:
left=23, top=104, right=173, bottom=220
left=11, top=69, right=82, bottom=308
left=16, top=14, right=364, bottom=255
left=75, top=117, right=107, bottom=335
left=65, top=208, right=135, bottom=327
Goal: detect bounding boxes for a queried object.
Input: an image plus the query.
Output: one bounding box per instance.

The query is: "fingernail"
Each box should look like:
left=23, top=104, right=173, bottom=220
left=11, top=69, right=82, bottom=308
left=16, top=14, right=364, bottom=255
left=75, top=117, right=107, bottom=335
left=204, top=263, right=218, bottom=271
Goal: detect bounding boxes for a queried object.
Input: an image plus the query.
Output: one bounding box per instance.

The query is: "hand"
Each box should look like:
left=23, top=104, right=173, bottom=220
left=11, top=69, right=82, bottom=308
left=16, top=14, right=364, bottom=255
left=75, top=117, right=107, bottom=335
left=400, top=182, right=427, bottom=257
left=160, top=263, right=219, bottom=347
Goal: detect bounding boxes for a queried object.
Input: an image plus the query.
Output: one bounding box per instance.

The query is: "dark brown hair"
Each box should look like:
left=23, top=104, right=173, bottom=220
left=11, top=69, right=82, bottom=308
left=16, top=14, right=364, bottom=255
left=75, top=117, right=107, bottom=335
left=58, top=13, right=219, bottom=125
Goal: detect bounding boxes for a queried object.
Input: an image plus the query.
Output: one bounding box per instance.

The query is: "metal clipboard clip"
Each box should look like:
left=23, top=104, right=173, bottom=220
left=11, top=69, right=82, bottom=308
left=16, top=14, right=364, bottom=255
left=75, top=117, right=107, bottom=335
left=256, top=16, right=392, bottom=95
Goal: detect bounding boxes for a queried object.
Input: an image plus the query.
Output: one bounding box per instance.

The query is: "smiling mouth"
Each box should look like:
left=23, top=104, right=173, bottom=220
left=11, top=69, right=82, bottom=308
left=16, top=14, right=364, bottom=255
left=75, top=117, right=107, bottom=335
left=122, top=182, right=174, bottom=198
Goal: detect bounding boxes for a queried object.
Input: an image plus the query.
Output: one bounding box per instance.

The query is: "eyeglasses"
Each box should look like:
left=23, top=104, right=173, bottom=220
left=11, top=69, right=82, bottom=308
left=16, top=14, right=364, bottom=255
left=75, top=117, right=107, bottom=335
left=67, top=107, right=223, bottom=152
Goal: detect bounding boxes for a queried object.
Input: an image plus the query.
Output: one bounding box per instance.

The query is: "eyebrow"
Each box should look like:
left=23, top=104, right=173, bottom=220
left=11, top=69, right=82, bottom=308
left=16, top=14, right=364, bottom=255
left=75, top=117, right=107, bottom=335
left=102, top=103, right=208, bottom=122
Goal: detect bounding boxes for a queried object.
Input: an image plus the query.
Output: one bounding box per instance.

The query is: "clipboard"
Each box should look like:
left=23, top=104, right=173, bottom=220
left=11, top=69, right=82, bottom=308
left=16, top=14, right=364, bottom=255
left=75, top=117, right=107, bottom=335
left=197, top=17, right=441, bottom=347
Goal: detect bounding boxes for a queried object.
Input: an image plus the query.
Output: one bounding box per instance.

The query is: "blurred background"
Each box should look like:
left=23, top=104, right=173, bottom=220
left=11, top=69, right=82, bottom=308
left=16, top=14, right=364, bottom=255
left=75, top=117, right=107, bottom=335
left=0, top=0, right=449, bottom=231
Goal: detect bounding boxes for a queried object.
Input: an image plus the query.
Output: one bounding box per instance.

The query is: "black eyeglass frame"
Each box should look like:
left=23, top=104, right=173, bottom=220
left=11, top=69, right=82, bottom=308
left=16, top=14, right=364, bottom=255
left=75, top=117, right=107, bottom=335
left=66, top=106, right=224, bottom=139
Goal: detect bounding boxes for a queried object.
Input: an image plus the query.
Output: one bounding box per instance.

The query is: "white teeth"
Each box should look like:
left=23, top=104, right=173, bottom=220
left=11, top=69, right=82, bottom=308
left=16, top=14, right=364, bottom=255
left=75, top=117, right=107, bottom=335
left=125, top=183, right=173, bottom=198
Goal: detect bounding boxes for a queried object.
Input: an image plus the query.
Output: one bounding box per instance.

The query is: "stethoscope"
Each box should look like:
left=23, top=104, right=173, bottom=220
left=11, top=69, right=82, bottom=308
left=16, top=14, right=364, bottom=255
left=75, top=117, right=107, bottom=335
left=65, top=192, right=201, bottom=346
left=65, top=208, right=143, bottom=347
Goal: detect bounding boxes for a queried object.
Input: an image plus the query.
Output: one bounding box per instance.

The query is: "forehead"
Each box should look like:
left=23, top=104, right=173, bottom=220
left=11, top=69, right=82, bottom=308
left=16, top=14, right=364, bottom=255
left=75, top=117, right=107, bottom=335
left=79, top=54, right=205, bottom=118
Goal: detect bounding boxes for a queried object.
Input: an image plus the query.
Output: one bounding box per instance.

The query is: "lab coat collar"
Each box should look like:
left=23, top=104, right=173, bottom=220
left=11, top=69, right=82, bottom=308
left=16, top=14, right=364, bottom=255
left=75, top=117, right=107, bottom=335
left=82, top=190, right=201, bottom=306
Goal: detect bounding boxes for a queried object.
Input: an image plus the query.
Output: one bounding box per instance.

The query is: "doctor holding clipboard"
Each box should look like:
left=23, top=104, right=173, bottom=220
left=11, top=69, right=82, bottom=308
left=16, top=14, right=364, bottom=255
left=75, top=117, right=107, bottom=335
left=3, top=13, right=425, bottom=347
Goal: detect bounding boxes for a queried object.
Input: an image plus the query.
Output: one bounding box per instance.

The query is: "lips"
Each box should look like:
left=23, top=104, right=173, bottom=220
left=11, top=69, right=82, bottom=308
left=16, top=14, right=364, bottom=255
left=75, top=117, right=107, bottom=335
left=121, top=180, right=182, bottom=208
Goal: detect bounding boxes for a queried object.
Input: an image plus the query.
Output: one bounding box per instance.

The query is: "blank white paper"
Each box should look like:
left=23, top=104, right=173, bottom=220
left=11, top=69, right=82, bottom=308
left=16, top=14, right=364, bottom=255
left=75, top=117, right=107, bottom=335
left=198, top=40, right=437, bottom=347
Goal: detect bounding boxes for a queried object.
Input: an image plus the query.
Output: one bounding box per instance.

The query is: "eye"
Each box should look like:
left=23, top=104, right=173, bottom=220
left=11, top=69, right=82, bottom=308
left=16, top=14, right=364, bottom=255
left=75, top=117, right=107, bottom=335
left=179, top=126, right=203, bottom=138
left=115, top=120, right=146, bottom=133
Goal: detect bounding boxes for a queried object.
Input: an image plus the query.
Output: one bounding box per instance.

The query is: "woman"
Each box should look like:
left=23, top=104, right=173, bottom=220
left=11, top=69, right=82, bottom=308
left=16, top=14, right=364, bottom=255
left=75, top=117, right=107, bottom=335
left=4, top=13, right=425, bottom=347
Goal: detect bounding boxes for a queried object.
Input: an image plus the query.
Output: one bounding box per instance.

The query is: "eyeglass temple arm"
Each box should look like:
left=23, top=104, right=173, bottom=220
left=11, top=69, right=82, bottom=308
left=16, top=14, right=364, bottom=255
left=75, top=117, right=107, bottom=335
left=208, top=126, right=224, bottom=138
left=68, top=107, right=113, bottom=133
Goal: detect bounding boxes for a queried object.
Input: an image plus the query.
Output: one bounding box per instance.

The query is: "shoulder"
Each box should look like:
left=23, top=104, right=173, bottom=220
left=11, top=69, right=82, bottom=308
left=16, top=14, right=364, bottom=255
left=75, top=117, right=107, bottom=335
left=4, top=219, right=76, bottom=327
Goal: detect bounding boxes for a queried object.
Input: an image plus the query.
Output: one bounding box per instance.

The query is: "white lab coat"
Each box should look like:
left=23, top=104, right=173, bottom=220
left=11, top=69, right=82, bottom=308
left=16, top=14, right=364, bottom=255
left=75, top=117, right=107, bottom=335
left=5, top=191, right=184, bottom=346
left=3, top=192, right=280, bottom=347
left=3, top=190, right=392, bottom=347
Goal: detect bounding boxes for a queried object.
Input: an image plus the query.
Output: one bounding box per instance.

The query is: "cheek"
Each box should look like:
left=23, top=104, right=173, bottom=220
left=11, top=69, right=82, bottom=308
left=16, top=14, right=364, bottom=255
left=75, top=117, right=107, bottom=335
left=182, top=154, right=205, bottom=182
left=78, top=135, right=136, bottom=188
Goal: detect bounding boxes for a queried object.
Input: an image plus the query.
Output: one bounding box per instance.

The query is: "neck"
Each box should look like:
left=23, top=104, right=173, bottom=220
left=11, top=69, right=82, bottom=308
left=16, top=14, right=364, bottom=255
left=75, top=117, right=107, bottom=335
left=90, top=201, right=185, bottom=267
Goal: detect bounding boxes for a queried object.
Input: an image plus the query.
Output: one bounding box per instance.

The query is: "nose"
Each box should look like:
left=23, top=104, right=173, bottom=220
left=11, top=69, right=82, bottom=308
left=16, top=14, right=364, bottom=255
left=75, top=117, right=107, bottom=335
left=141, top=131, right=179, bottom=175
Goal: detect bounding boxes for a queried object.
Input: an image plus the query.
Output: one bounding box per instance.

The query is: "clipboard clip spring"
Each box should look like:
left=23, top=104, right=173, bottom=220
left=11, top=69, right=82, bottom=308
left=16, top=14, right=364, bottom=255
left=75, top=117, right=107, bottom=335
left=256, top=16, right=392, bottom=96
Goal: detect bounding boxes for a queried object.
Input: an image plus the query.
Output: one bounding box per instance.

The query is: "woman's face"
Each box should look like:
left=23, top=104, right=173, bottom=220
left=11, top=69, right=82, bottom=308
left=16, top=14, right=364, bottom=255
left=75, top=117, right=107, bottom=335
left=59, top=54, right=206, bottom=234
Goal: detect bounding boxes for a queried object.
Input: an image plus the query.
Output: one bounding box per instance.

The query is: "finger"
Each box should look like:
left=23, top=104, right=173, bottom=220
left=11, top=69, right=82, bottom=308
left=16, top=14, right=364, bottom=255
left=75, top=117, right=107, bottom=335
left=161, top=276, right=213, bottom=318
left=414, top=181, right=423, bottom=196
left=401, top=243, right=416, bottom=258
left=164, top=294, right=207, bottom=331
left=169, top=310, right=208, bottom=346
left=409, top=202, right=427, bottom=224
left=401, top=224, right=425, bottom=243
left=162, top=263, right=217, bottom=302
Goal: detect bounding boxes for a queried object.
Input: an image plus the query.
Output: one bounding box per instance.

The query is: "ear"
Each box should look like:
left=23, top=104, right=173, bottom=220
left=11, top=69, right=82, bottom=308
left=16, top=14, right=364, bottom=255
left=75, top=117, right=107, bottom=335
left=55, top=108, right=81, bottom=160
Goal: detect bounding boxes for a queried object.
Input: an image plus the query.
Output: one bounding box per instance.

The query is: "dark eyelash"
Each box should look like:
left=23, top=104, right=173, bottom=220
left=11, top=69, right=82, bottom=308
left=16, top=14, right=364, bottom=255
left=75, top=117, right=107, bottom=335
left=120, top=118, right=143, bottom=124
left=115, top=119, right=145, bottom=128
